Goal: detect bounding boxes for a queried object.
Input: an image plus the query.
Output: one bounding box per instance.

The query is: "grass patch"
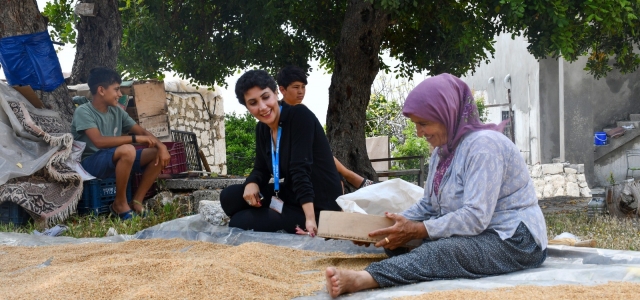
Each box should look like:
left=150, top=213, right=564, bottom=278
left=545, top=210, right=640, bottom=251
left=0, top=200, right=190, bottom=238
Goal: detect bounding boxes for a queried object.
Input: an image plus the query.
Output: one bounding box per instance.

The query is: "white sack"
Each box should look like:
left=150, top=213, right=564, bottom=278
left=336, top=178, right=423, bottom=215
left=64, top=141, right=95, bottom=181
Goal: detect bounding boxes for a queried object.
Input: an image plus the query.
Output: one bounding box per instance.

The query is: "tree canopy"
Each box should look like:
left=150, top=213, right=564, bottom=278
left=99, top=0, right=640, bottom=83
left=42, top=0, right=640, bottom=178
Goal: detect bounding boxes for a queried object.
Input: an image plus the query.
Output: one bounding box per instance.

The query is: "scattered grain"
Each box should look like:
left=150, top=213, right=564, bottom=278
left=0, top=239, right=384, bottom=299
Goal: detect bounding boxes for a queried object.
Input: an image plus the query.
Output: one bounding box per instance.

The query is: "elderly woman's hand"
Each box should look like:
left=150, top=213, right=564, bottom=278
left=368, top=212, right=428, bottom=250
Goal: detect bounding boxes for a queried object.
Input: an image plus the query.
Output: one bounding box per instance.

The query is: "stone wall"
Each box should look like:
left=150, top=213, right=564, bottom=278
left=530, top=163, right=592, bottom=199
left=164, top=80, right=226, bottom=175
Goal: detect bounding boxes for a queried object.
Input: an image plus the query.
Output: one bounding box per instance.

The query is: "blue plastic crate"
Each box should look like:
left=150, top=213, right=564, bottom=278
left=78, top=178, right=132, bottom=215
left=0, top=201, right=30, bottom=225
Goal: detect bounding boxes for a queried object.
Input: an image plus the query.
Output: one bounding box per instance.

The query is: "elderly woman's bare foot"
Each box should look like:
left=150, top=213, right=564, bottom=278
left=325, top=267, right=379, bottom=298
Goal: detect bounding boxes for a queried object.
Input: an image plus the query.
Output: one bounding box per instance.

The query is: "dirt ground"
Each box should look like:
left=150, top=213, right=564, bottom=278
left=1, top=239, right=639, bottom=299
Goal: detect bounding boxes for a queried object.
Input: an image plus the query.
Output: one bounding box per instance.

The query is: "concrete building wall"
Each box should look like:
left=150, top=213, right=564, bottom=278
left=461, top=34, right=541, bottom=164
left=594, top=137, right=640, bottom=186
left=164, top=80, right=227, bottom=175
left=538, top=58, right=560, bottom=164
left=562, top=57, right=640, bottom=186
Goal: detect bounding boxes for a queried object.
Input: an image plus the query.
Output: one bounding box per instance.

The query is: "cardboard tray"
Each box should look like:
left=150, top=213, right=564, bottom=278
left=317, top=211, right=395, bottom=243
left=317, top=211, right=423, bottom=247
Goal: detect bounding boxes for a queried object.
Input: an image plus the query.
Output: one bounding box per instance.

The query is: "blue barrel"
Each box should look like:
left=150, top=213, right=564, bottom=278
left=594, top=131, right=608, bottom=146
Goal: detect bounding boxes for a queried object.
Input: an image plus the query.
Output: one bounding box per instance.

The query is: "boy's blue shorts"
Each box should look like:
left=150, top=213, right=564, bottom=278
left=81, top=147, right=145, bottom=179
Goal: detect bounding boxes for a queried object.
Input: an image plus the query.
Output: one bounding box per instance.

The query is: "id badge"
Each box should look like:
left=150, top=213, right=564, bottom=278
left=269, top=196, right=284, bottom=214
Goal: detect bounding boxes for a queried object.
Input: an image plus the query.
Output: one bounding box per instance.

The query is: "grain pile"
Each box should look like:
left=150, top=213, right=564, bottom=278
left=395, top=281, right=640, bottom=300
left=0, top=239, right=384, bottom=299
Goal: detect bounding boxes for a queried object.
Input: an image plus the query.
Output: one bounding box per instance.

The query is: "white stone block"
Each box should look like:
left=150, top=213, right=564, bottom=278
left=543, top=184, right=554, bottom=198
left=186, top=111, right=195, bottom=119
left=566, top=174, right=577, bottom=183
left=580, top=187, right=592, bottom=197
left=531, top=165, right=542, bottom=178
left=564, top=168, right=577, bottom=174
left=568, top=164, right=585, bottom=173
left=551, top=175, right=565, bottom=189
left=536, top=190, right=542, bottom=199
left=553, top=187, right=565, bottom=197
left=155, top=191, right=174, bottom=206
left=542, top=163, right=564, bottom=175
left=576, top=174, right=586, bottom=182
left=533, top=179, right=545, bottom=190
left=199, top=200, right=229, bottom=226
left=578, top=181, right=588, bottom=188
left=566, top=182, right=580, bottom=197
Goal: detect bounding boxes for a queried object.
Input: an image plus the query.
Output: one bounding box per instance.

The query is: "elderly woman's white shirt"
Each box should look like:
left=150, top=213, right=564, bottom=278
left=401, top=130, right=548, bottom=249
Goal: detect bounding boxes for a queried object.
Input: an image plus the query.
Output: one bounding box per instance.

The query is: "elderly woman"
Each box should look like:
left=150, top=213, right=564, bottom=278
left=325, top=74, right=547, bottom=298
left=220, top=70, right=342, bottom=235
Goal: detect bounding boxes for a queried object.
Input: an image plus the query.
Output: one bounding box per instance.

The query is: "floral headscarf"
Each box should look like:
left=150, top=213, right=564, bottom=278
left=402, top=73, right=507, bottom=195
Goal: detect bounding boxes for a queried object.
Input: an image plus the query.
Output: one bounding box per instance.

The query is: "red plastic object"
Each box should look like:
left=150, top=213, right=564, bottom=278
left=132, top=142, right=187, bottom=199
left=134, top=142, right=187, bottom=175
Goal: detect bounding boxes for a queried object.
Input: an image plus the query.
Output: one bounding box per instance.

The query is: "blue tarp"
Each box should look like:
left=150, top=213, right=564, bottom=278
left=0, top=31, right=64, bottom=92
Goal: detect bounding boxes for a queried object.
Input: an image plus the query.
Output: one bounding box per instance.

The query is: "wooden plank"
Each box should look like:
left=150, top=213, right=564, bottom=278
left=198, top=149, right=212, bottom=173
left=130, top=81, right=167, bottom=118
left=376, top=169, right=421, bottom=177
left=370, top=155, right=423, bottom=162
left=138, top=114, right=170, bottom=137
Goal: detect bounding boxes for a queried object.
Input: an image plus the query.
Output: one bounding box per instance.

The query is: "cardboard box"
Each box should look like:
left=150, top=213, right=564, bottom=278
left=138, top=114, right=170, bottom=138
left=318, top=211, right=393, bottom=243
left=317, top=211, right=422, bottom=247
left=124, top=80, right=167, bottom=119
left=12, top=85, right=44, bottom=108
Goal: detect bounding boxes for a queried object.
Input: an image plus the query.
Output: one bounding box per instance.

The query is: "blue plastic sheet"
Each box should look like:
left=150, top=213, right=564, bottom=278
left=0, top=31, right=64, bottom=92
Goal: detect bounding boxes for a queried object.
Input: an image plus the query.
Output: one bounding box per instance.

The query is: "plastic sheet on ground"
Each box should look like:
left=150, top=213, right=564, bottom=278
left=2, top=215, right=640, bottom=299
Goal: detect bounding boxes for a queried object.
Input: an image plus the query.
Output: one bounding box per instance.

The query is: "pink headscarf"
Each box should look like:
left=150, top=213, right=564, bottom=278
left=403, top=73, right=507, bottom=195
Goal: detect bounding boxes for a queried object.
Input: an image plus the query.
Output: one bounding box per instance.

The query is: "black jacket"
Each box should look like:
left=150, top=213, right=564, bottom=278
left=245, top=102, right=342, bottom=213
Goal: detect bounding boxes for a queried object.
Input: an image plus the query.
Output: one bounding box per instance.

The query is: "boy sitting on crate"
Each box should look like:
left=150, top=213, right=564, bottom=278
left=71, top=67, right=170, bottom=220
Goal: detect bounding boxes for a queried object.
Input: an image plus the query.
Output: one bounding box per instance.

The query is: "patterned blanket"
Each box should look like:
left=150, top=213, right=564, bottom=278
left=0, top=85, right=81, bottom=226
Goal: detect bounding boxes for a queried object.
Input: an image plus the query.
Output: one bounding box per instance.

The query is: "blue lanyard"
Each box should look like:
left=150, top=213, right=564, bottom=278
left=271, top=126, right=282, bottom=196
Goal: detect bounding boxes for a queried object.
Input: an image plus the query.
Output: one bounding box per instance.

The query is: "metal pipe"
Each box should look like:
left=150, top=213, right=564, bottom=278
left=559, top=57, right=565, bottom=162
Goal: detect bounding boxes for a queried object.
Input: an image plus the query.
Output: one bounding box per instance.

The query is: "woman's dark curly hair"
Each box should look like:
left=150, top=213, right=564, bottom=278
left=234, top=70, right=277, bottom=106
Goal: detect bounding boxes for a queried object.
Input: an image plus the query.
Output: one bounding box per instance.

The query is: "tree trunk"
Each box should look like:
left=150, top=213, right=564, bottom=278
left=0, top=0, right=74, bottom=128
left=69, top=0, right=122, bottom=85
left=327, top=0, right=390, bottom=187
